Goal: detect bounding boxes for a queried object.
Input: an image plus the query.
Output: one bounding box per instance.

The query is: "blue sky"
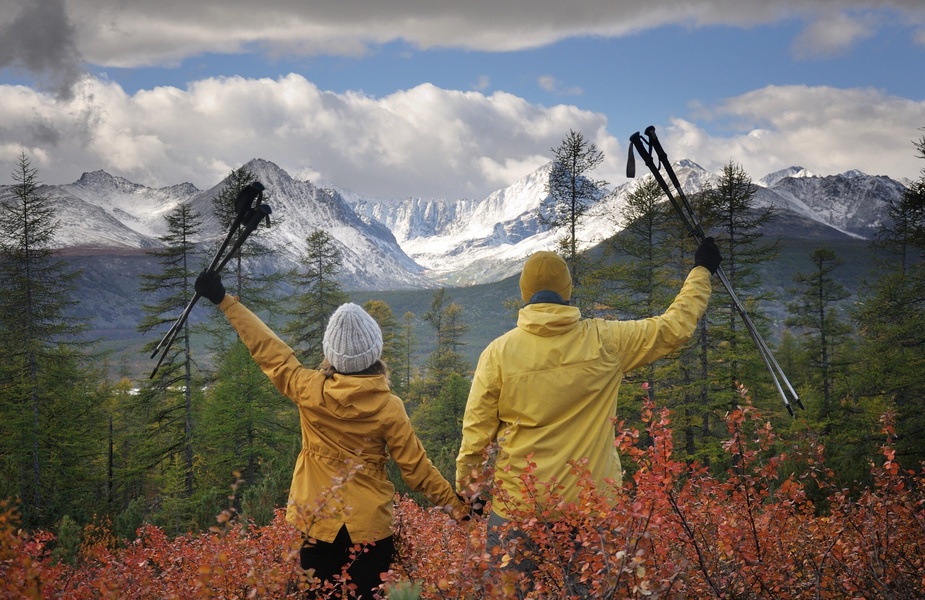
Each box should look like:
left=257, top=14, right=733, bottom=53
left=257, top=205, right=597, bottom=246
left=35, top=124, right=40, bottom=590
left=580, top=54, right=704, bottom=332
left=1, top=1, right=923, bottom=200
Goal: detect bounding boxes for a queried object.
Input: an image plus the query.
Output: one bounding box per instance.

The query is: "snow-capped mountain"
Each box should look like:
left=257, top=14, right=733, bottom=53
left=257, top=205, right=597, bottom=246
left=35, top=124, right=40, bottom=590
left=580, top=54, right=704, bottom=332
left=0, top=158, right=907, bottom=292
left=351, top=161, right=906, bottom=285
left=755, top=172, right=902, bottom=239
left=187, top=159, right=429, bottom=290
left=3, top=159, right=429, bottom=290
left=352, top=165, right=564, bottom=285
left=43, top=170, right=196, bottom=249
left=758, top=166, right=817, bottom=188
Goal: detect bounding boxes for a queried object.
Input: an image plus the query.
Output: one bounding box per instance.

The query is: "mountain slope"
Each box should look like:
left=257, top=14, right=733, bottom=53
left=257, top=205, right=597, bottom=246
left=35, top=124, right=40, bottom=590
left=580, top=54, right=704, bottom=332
left=0, top=158, right=905, bottom=292
left=44, top=170, right=198, bottom=249
left=189, top=159, right=430, bottom=290
left=350, top=161, right=901, bottom=285
left=0, top=159, right=430, bottom=291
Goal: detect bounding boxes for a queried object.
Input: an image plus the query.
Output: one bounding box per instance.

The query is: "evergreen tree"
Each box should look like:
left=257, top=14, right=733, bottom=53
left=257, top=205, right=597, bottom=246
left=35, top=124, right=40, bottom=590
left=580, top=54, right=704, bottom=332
left=196, top=166, right=292, bottom=528
left=136, top=203, right=204, bottom=506
left=421, top=288, right=470, bottom=378
left=283, top=229, right=349, bottom=366
left=406, top=290, right=472, bottom=486
left=852, top=132, right=925, bottom=469
left=364, top=299, right=401, bottom=369
left=701, top=162, right=779, bottom=411
left=785, top=248, right=852, bottom=423
left=395, top=311, right=417, bottom=400
left=542, top=129, right=609, bottom=301
left=0, top=153, right=104, bottom=527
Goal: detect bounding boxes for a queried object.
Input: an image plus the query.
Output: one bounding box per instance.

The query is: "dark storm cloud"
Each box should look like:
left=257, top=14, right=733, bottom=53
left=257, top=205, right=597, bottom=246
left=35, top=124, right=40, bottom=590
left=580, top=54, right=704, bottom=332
left=0, top=0, right=84, bottom=98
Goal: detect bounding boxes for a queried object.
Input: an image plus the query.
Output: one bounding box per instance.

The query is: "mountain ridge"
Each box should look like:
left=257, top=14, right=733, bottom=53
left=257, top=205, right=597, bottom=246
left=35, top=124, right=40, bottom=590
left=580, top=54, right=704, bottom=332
left=0, top=159, right=906, bottom=379
left=0, top=158, right=908, bottom=290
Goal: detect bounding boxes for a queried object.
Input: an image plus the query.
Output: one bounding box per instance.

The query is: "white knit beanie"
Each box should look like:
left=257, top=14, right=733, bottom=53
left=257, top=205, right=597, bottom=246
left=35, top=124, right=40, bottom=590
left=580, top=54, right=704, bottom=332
left=322, top=303, right=383, bottom=374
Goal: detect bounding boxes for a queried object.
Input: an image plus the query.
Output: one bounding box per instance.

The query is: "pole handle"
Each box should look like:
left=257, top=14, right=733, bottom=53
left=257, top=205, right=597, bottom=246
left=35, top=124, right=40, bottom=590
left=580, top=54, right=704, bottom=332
left=149, top=186, right=271, bottom=378
left=626, top=127, right=802, bottom=414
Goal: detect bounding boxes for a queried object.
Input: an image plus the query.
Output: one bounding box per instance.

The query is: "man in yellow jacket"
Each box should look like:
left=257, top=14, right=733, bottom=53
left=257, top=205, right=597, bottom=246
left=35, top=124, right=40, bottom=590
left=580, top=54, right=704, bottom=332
left=456, top=238, right=720, bottom=582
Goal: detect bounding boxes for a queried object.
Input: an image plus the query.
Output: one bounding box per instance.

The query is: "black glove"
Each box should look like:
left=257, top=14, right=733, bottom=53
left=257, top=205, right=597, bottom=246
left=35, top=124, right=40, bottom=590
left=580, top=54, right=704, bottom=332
left=694, top=237, right=722, bottom=275
left=195, top=270, right=226, bottom=304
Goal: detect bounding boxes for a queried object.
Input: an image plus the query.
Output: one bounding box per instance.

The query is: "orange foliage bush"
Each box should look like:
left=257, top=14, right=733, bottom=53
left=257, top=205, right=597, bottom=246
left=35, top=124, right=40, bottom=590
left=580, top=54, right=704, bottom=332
left=3, top=397, right=924, bottom=599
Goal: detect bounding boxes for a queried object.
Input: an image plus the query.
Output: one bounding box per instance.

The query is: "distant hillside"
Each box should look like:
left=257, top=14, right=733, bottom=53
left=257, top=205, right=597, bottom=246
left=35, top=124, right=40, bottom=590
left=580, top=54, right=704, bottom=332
left=6, top=155, right=900, bottom=380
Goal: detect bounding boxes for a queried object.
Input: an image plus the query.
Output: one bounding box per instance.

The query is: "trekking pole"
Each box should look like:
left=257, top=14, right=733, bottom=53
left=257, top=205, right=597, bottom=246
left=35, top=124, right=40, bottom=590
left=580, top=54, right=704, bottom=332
left=627, top=126, right=803, bottom=415
left=149, top=182, right=265, bottom=359
left=149, top=186, right=271, bottom=379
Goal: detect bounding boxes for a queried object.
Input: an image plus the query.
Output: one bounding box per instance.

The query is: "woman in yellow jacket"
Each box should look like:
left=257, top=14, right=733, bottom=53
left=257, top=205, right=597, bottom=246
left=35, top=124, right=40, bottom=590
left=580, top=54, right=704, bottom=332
left=195, top=272, right=468, bottom=599
left=456, top=239, right=720, bottom=578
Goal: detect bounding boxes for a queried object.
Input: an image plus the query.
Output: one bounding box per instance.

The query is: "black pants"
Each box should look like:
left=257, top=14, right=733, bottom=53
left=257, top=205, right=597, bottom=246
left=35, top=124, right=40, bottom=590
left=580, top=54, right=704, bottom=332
left=300, top=525, right=395, bottom=599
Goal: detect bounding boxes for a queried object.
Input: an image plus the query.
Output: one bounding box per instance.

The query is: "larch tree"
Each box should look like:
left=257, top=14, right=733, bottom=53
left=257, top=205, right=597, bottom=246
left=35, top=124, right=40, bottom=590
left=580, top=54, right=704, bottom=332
left=785, top=248, right=852, bottom=424
left=700, top=162, right=779, bottom=412
left=395, top=310, right=418, bottom=400
left=421, top=288, right=469, bottom=379
left=410, top=290, right=471, bottom=484
left=197, top=167, right=293, bottom=527
left=852, top=131, right=925, bottom=470
left=136, top=203, right=204, bottom=505
left=542, top=129, right=609, bottom=303
left=411, top=372, right=470, bottom=481
left=597, top=176, right=712, bottom=460
left=208, top=166, right=282, bottom=302
left=0, top=153, right=104, bottom=528
left=595, top=177, right=675, bottom=358
left=284, top=228, right=349, bottom=367
left=364, top=299, right=401, bottom=369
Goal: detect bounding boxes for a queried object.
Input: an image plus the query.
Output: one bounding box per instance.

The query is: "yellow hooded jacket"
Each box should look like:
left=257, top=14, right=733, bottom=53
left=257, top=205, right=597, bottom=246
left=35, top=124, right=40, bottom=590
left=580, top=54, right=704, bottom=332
left=219, top=296, right=466, bottom=543
left=456, top=266, right=712, bottom=519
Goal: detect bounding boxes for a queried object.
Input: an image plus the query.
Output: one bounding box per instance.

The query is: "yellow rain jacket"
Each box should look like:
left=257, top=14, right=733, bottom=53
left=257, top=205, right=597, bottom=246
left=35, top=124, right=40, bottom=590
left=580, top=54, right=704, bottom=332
left=456, top=266, right=712, bottom=519
left=219, top=296, right=466, bottom=543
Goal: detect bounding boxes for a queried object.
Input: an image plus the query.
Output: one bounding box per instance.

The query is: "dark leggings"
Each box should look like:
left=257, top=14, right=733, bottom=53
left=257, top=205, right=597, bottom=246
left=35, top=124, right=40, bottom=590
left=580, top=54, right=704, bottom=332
left=300, top=525, right=395, bottom=599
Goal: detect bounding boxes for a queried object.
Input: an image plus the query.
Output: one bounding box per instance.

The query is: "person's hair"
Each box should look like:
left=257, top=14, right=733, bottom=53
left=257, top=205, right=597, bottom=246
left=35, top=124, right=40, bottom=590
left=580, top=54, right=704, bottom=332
left=319, top=357, right=391, bottom=384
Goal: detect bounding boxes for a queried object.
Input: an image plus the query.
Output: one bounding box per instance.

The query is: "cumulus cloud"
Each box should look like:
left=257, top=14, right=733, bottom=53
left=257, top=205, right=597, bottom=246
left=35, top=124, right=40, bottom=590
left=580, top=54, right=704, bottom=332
left=2, top=75, right=920, bottom=202
left=0, top=75, right=609, bottom=199
left=663, top=85, right=925, bottom=183
left=18, top=1, right=921, bottom=68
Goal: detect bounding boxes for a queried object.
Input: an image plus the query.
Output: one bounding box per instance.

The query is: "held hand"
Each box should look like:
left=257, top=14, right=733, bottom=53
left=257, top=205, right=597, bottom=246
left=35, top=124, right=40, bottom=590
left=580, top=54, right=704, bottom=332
left=694, top=237, right=723, bottom=275
left=455, top=492, right=487, bottom=521
left=469, top=493, right=486, bottom=517
left=195, top=270, right=226, bottom=304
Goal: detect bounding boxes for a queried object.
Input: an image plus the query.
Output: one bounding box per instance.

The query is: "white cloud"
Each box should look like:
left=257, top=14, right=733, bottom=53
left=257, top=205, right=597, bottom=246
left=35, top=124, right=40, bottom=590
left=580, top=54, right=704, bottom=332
left=5, top=74, right=918, bottom=207
left=473, top=75, right=491, bottom=91
left=663, top=85, right=925, bottom=183
left=537, top=75, right=583, bottom=96
left=537, top=75, right=558, bottom=92
left=792, top=12, right=877, bottom=59
left=15, top=1, right=917, bottom=68
left=0, top=75, right=609, bottom=199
